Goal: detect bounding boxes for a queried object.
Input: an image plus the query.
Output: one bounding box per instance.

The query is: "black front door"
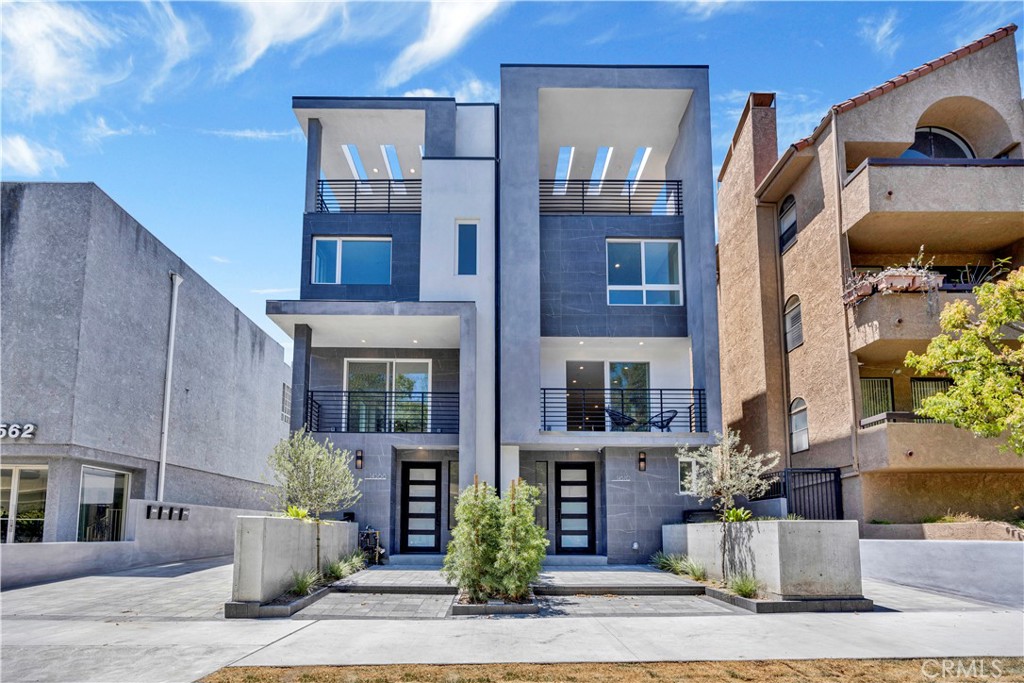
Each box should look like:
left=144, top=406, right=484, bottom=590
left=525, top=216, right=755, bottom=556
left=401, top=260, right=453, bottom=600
left=555, top=463, right=596, bottom=554
left=400, top=462, right=442, bottom=553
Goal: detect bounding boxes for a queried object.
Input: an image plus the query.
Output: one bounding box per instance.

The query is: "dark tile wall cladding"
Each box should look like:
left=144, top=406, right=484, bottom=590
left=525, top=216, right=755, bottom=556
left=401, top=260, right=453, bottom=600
left=539, top=215, right=687, bottom=337
left=301, top=213, right=421, bottom=301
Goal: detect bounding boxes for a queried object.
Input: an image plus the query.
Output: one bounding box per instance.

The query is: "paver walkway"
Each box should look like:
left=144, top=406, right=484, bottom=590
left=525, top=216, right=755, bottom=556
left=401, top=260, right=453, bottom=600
left=296, top=592, right=454, bottom=619
left=335, top=566, right=454, bottom=593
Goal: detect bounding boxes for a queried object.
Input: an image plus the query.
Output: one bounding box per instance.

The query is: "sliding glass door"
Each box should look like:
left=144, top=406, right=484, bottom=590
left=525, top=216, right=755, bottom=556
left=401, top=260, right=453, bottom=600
left=345, top=360, right=431, bottom=432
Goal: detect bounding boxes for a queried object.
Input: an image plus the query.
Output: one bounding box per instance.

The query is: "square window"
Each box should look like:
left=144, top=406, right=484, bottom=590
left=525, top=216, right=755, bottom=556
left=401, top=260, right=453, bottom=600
left=607, top=239, right=683, bottom=306
left=311, top=238, right=392, bottom=285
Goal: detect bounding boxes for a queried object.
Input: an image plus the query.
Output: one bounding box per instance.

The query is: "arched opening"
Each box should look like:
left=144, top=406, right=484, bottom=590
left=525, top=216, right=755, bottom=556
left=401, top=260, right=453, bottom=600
left=789, top=398, right=809, bottom=453
left=901, top=127, right=974, bottom=160
left=910, top=96, right=1015, bottom=159
left=783, top=295, right=803, bottom=351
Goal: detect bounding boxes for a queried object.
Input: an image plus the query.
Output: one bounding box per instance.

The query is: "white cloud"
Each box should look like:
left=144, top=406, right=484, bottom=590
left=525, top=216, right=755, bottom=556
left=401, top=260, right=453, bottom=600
left=1, top=135, right=67, bottom=177
left=947, top=1, right=1021, bottom=47
left=142, top=1, right=197, bottom=101
left=250, top=287, right=298, bottom=294
left=677, top=0, right=745, bottom=22
left=382, top=1, right=504, bottom=89
left=201, top=128, right=304, bottom=141
left=403, top=76, right=498, bottom=103
left=83, top=116, right=153, bottom=145
left=225, top=2, right=348, bottom=77
left=857, top=8, right=902, bottom=59
left=0, top=2, right=130, bottom=117
left=210, top=255, right=231, bottom=264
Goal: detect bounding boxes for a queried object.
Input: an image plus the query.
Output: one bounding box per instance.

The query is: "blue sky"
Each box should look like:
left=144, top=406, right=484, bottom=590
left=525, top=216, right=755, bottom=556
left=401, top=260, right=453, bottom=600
left=2, top=1, right=1022, bottom=361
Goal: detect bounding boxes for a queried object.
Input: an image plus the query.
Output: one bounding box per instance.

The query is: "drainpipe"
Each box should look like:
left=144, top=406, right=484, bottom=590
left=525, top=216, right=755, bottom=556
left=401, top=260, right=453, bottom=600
left=157, top=272, right=183, bottom=502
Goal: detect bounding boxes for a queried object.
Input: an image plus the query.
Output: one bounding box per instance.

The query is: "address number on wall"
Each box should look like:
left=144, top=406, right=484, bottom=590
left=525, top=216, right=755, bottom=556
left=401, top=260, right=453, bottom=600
left=0, top=423, right=37, bottom=439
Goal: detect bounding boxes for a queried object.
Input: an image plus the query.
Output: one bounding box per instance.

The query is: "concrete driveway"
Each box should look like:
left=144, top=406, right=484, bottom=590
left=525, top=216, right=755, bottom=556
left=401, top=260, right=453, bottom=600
left=2, top=556, right=1021, bottom=683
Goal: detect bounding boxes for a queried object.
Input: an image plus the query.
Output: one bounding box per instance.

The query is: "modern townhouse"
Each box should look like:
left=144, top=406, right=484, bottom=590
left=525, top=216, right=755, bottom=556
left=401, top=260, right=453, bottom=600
left=716, top=25, right=1024, bottom=527
left=274, top=64, right=722, bottom=564
left=1, top=183, right=290, bottom=550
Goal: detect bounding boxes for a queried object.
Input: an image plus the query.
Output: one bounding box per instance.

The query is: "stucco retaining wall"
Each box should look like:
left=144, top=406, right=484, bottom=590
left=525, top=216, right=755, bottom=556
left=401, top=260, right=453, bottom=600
left=1, top=499, right=264, bottom=589
left=231, top=516, right=357, bottom=603
left=860, top=539, right=1024, bottom=608
left=685, top=520, right=864, bottom=599
left=862, top=521, right=1024, bottom=542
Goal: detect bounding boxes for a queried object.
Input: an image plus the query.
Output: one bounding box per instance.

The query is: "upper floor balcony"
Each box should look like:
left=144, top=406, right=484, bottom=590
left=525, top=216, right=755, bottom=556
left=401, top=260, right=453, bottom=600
left=847, top=289, right=974, bottom=359
left=841, top=158, right=1024, bottom=254
left=307, top=390, right=458, bottom=434
left=540, top=387, right=706, bottom=434
left=316, top=179, right=422, bottom=214
left=539, top=179, right=682, bottom=216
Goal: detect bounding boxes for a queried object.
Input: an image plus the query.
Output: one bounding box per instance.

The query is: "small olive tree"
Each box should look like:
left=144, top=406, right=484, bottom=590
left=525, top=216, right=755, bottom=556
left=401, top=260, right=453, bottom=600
left=681, top=430, right=780, bottom=578
left=268, top=429, right=361, bottom=573
left=494, top=479, right=549, bottom=601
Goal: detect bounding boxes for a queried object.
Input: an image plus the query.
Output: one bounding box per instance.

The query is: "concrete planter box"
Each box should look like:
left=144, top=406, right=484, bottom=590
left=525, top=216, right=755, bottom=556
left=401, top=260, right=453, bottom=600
left=231, top=516, right=357, bottom=604
left=451, top=591, right=540, bottom=615
left=684, top=520, right=865, bottom=600
left=704, top=586, right=872, bottom=613
left=224, top=585, right=333, bottom=619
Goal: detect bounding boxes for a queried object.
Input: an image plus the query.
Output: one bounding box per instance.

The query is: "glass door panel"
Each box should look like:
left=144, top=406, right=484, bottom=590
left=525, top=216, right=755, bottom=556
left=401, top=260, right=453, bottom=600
left=608, top=362, right=650, bottom=429
left=393, top=361, right=430, bottom=432
left=566, top=362, right=605, bottom=431
left=346, top=361, right=389, bottom=432
left=401, top=463, right=441, bottom=553
left=78, top=467, right=128, bottom=542
left=13, top=469, right=47, bottom=543
left=1, top=469, right=11, bottom=544
left=555, top=463, right=595, bottom=554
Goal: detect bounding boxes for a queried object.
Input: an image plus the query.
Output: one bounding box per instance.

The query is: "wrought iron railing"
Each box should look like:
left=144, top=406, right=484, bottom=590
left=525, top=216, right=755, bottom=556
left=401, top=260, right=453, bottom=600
left=540, top=388, right=706, bottom=433
left=539, top=179, right=683, bottom=216
left=306, top=390, right=458, bottom=434
left=751, top=468, right=843, bottom=520
left=315, top=179, right=422, bottom=213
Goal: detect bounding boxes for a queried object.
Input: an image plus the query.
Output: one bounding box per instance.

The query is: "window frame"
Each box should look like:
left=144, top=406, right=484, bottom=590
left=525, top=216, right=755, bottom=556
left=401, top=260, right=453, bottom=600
left=311, top=236, right=393, bottom=286
left=606, top=238, right=684, bottom=307
left=779, top=195, right=798, bottom=251
left=909, top=126, right=975, bottom=160
left=1, top=465, right=49, bottom=544
left=678, top=458, right=696, bottom=495
left=281, top=384, right=292, bottom=424
left=783, top=295, right=803, bottom=351
left=76, top=465, right=131, bottom=543
left=455, top=221, right=478, bottom=276
left=789, top=398, right=809, bottom=454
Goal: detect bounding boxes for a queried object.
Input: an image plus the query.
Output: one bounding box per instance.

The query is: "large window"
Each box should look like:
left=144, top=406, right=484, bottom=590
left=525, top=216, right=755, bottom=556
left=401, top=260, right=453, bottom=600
left=789, top=398, right=809, bottom=453
left=312, top=237, right=392, bottom=285
left=901, top=127, right=974, bottom=160
left=607, top=239, right=683, bottom=306
left=779, top=195, right=797, bottom=250
left=456, top=223, right=477, bottom=275
left=78, top=466, right=129, bottom=542
left=784, top=296, right=803, bottom=351
left=1, top=466, right=48, bottom=543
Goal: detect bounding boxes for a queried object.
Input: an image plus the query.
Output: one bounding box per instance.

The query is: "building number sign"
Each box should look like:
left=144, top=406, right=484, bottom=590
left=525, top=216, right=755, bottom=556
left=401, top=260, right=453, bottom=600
left=0, top=423, right=37, bottom=439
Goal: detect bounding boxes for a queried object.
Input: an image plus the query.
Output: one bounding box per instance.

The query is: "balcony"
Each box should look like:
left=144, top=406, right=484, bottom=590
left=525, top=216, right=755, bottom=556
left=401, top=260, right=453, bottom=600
left=857, top=414, right=1022, bottom=473
left=306, top=390, right=458, bottom=434
left=315, top=179, right=422, bottom=214
left=841, top=158, right=1024, bottom=253
left=540, top=388, right=706, bottom=433
left=539, top=179, right=682, bottom=216
left=847, top=290, right=974, bottom=360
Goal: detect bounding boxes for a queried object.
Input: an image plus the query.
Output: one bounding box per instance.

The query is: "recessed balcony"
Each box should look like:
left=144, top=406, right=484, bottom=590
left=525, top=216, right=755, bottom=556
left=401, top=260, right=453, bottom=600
left=841, top=158, right=1024, bottom=253
left=307, top=390, right=458, bottom=434
left=539, top=387, right=706, bottom=434
left=847, top=290, right=974, bottom=361
left=316, top=179, right=422, bottom=214
left=539, top=179, right=682, bottom=216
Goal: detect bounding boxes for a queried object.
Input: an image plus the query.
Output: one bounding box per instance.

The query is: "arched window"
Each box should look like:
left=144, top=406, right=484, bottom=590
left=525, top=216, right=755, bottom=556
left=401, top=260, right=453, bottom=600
left=901, top=127, right=974, bottom=160
left=779, top=195, right=797, bottom=250
left=789, top=398, right=809, bottom=453
left=783, top=296, right=803, bottom=351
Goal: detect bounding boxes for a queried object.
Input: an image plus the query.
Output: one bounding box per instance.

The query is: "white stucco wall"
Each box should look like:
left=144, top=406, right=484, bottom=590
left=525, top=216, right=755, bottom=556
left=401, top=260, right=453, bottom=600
left=455, top=104, right=496, bottom=158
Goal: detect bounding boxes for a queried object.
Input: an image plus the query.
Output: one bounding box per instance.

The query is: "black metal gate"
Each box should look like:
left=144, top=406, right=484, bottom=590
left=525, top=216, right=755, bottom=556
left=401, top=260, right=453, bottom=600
left=753, top=468, right=843, bottom=520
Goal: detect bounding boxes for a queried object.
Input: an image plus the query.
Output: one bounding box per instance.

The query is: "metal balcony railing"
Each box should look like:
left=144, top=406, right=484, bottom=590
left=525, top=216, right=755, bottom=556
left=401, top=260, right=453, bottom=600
left=540, top=388, right=706, bottom=433
left=539, top=179, right=683, bottom=216
left=315, top=179, right=422, bottom=213
left=859, top=411, right=938, bottom=429
left=306, top=390, right=458, bottom=434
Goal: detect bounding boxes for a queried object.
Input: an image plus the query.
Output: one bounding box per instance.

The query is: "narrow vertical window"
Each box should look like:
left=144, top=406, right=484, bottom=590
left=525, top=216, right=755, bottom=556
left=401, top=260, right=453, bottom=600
left=779, top=195, right=797, bottom=250
left=784, top=296, right=803, bottom=351
left=457, top=223, right=477, bottom=275
left=789, top=399, right=809, bottom=453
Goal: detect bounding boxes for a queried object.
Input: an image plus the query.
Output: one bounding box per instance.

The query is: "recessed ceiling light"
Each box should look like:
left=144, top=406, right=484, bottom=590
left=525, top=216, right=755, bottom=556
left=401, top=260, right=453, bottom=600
left=361, top=339, right=367, bottom=343
left=578, top=366, right=584, bottom=370
left=579, top=341, right=585, bottom=345
left=573, top=447, right=579, bottom=451
left=638, top=341, right=645, bottom=346
left=412, top=339, right=419, bottom=344
left=409, top=168, right=416, bottom=174
left=614, top=263, right=621, bottom=268
left=572, top=380, right=577, bottom=384
left=372, top=168, right=379, bottom=173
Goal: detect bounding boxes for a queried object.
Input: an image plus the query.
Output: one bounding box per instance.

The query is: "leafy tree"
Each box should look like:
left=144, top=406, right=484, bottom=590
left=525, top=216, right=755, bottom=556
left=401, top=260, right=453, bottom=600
left=494, top=479, right=549, bottom=601
left=268, top=429, right=362, bottom=572
left=442, top=476, right=501, bottom=602
left=906, top=268, right=1024, bottom=456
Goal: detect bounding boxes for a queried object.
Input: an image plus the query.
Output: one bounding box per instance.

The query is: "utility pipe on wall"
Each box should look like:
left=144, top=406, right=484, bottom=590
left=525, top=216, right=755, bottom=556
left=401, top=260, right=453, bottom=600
left=157, top=271, right=184, bottom=502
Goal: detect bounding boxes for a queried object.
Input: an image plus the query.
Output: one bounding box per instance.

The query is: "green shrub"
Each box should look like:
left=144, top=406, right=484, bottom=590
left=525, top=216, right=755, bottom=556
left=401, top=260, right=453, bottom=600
left=291, top=568, right=321, bottom=596
left=285, top=505, right=309, bottom=519
left=442, top=477, right=501, bottom=603
left=494, top=480, right=549, bottom=601
left=920, top=510, right=982, bottom=524
left=729, top=574, right=760, bottom=599
left=681, top=556, right=708, bottom=581
left=722, top=507, right=753, bottom=523
left=651, top=551, right=676, bottom=572
left=651, top=552, right=707, bottom=581
left=870, top=519, right=892, bottom=525
left=326, top=550, right=367, bottom=580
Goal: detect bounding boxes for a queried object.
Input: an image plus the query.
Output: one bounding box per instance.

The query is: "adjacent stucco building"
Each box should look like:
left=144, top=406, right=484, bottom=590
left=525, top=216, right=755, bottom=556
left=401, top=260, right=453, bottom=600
left=716, top=25, right=1024, bottom=526
left=1, top=182, right=291, bottom=546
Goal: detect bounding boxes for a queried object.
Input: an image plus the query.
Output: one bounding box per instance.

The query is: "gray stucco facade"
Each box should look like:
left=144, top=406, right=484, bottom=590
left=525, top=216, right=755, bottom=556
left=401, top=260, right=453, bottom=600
left=1, top=182, right=291, bottom=545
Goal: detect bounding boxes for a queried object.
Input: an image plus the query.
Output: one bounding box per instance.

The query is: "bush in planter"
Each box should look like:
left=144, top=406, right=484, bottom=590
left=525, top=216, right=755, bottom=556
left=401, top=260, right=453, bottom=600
left=494, top=480, right=548, bottom=602
left=442, top=477, right=501, bottom=603
left=267, top=429, right=362, bottom=573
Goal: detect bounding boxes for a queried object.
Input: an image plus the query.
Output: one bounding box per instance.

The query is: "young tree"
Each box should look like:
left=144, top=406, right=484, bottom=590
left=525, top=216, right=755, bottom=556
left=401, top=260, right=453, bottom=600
left=906, top=268, right=1024, bottom=456
left=681, top=430, right=780, bottom=579
left=441, top=476, right=501, bottom=603
left=267, top=429, right=362, bottom=573
left=494, top=479, right=549, bottom=601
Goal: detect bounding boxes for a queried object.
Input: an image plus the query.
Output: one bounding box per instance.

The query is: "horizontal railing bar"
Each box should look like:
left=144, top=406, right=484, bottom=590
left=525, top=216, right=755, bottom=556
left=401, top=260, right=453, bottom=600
left=539, top=179, right=683, bottom=216
left=307, top=390, right=458, bottom=434
left=315, top=179, right=422, bottom=214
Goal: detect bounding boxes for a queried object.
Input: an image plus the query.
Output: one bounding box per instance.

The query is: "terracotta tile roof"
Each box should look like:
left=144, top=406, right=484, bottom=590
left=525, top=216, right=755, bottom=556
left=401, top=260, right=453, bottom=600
left=791, top=23, right=1017, bottom=151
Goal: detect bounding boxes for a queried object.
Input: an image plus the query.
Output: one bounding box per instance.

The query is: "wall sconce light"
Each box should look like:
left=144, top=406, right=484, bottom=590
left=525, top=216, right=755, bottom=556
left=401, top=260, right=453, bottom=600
left=638, top=451, right=647, bottom=472
left=355, top=450, right=364, bottom=469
